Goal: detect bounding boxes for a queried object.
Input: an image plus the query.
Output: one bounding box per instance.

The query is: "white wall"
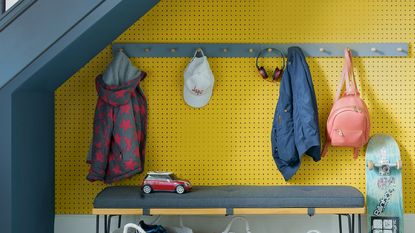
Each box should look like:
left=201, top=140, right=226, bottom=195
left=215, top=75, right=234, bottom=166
left=54, top=214, right=413, bottom=233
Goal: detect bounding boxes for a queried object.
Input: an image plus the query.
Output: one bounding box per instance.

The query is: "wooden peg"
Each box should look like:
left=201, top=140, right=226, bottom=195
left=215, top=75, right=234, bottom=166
left=223, top=48, right=228, bottom=53
left=396, top=47, right=403, bottom=52
left=267, top=48, right=273, bottom=53
left=144, top=48, right=150, bottom=52
left=170, top=48, right=176, bottom=53
left=371, top=47, right=377, bottom=52
left=248, top=48, right=254, bottom=53
left=319, top=48, right=325, bottom=52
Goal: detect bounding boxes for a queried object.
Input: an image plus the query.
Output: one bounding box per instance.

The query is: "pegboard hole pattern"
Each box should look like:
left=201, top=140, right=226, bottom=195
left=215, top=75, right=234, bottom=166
left=56, top=0, right=415, bottom=214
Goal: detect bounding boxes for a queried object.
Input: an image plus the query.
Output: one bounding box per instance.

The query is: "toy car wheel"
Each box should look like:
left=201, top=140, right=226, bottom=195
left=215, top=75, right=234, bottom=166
left=397, top=160, right=402, bottom=170
left=175, top=185, right=185, bottom=194
left=142, top=185, right=152, bottom=194
left=368, top=160, right=374, bottom=170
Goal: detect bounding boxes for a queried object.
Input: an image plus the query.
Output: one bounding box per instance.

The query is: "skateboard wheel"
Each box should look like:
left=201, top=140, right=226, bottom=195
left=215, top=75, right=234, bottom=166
left=368, top=160, right=374, bottom=170
left=397, top=160, right=402, bottom=170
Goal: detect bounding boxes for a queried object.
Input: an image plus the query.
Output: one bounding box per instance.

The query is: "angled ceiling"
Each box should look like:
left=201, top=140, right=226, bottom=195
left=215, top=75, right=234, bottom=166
left=0, top=1, right=159, bottom=233
left=0, top=0, right=159, bottom=91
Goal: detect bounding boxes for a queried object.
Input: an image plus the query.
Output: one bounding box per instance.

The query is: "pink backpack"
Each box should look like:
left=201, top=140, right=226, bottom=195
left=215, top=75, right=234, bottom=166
left=321, top=48, right=370, bottom=159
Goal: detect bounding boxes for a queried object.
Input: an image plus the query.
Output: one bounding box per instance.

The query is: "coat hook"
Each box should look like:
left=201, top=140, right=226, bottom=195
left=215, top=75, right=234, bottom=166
left=170, top=48, right=177, bottom=53
left=396, top=47, right=403, bottom=52
left=319, top=48, right=325, bottom=52
left=267, top=48, right=273, bottom=53
left=371, top=47, right=377, bottom=52
left=196, top=48, right=203, bottom=52
left=144, top=48, right=150, bottom=52
left=119, top=48, right=124, bottom=52
left=223, top=48, right=228, bottom=53
left=248, top=48, right=254, bottom=53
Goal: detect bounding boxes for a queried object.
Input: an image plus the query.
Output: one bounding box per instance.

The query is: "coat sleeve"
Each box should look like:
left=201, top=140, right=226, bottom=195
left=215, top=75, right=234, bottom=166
left=86, top=99, right=114, bottom=182
left=271, top=65, right=300, bottom=181
left=290, top=49, right=321, bottom=161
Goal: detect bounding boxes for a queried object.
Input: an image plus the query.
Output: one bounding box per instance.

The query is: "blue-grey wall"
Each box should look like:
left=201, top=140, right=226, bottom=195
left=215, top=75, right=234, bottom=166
left=0, top=0, right=103, bottom=89
left=0, top=88, right=13, bottom=233
left=0, top=0, right=159, bottom=233
left=12, top=91, right=55, bottom=233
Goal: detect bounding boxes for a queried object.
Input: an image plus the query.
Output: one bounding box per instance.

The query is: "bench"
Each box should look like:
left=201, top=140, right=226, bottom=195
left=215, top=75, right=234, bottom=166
left=93, top=185, right=365, bottom=233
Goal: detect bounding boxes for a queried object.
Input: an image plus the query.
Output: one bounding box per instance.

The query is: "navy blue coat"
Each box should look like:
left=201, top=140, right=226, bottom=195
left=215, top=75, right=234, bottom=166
left=271, top=47, right=321, bottom=181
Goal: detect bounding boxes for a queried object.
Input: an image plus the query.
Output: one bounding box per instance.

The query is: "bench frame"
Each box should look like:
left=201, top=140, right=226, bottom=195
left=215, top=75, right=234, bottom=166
left=93, top=207, right=364, bottom=233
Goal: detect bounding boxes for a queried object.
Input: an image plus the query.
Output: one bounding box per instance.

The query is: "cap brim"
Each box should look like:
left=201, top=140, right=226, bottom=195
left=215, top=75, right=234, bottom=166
left=183, top=87, right=212, bottom=108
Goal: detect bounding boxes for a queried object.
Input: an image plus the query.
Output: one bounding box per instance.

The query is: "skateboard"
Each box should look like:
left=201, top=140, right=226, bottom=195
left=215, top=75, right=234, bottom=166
left=366, top=134, right=404, bottom=233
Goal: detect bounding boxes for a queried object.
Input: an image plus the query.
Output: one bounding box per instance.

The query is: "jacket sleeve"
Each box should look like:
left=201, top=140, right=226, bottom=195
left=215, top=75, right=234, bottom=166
left=291, top=49, right=321, bottom=161
left=86, top=99, right=114, bottom=182
left=271, top=65, right=300, bottom=181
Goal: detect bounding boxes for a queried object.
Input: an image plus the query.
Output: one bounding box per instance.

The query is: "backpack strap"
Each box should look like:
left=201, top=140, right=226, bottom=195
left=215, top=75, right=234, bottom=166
left=334, top=48, right=359, bottom=101
left=321, top=141, right=330, bottom=157
left=321, top=132, right=330, bottom=157
left=343, top=48, right=360, bottom=96
left=324, top=145, right=360, bottom=159
left=353, top=148, right=359, bottom=160
left=334, top=71, right=346, bottom=102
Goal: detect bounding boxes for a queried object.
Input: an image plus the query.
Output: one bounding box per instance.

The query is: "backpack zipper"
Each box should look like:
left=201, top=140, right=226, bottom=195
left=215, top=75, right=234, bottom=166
left=331, top=105, right=362, bottom=114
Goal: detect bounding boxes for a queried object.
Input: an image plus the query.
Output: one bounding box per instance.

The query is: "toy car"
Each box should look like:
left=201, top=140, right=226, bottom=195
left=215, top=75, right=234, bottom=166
left=141, top=171, right=192, bottom=194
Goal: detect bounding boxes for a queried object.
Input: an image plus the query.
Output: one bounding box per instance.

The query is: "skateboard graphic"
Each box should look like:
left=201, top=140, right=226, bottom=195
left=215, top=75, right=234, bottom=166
left=366, top=134, right=404, bottom=233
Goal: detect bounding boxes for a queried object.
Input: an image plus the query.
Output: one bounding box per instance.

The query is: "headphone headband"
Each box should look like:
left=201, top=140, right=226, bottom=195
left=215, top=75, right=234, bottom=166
left=255, top=48, right=286, bottom=70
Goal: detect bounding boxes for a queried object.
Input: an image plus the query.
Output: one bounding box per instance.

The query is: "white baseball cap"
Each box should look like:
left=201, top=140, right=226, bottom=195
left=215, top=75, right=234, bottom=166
left=183, top=49, right=214, bottom=108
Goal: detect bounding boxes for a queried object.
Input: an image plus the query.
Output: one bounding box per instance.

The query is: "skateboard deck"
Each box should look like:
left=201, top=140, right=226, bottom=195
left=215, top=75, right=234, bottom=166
left=366, top=134, right=403, bottom=233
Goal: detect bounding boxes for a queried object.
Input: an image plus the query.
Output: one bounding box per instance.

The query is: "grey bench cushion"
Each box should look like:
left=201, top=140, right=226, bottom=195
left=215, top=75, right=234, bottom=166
left=94, top=186, right=364, bottom=209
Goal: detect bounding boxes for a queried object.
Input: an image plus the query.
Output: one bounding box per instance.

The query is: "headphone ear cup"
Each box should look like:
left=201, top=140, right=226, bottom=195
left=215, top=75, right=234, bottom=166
left=258, top=67, right=268, bottom=79
left=273, top=67, right=283, bottom=81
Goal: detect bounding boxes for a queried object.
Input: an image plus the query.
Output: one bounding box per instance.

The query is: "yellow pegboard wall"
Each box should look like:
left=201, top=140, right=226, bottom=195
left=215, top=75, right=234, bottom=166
left=55, top=0, right=415, bottom=214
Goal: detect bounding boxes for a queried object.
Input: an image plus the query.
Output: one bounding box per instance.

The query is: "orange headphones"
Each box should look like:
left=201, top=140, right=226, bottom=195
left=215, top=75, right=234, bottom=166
left=255, top=48, right=286, bottom=82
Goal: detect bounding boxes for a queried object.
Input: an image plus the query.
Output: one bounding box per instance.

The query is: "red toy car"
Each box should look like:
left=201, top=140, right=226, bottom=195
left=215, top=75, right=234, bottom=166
left=141, top=172, right=192, bottom=194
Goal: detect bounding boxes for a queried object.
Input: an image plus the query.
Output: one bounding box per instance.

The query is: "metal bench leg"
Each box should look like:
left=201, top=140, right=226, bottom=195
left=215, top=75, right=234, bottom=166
left=338, top=215, right=343, bottom=233
left=338, top=214, right=353, bottom=233
left=346, top=214, right=352, bottom=233
left=108, top=215, right=113, bottom=233
left=352, top=214, right=355, bottom=233
left=96, top=215, right=100, bottom=233
left=103, top=214, right=122, bottom=233
left=104, top=215, right=108, bottom=233
left=108, top=215, right=122, bottom=232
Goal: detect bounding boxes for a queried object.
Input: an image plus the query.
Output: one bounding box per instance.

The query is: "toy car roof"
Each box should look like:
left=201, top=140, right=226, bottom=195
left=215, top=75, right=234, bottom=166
left=147, top=171, right=173, bottom=175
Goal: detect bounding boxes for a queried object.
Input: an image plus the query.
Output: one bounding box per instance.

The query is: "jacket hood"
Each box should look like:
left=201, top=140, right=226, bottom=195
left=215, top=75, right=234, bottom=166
left=96, top=51, right=146, bottom=106
left=103, top=50, right=143, bottom=85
